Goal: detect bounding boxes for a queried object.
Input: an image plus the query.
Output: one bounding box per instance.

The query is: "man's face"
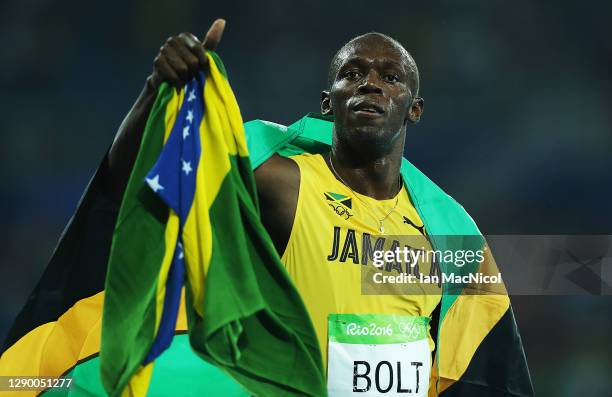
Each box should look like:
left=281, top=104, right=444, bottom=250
left=322, top=36, right=422, bottom=152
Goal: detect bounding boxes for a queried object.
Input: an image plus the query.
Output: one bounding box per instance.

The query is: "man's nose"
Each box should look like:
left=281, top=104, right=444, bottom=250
left=357, top=70, right=383, bottom=95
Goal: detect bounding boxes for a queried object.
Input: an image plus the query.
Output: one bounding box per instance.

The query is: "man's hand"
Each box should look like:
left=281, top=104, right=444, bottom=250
left=149, top=19, right=226, bottom=90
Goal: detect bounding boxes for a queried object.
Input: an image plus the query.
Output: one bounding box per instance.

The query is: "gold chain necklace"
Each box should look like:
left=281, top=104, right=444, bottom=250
left=328, top=153, right=401, bottom=234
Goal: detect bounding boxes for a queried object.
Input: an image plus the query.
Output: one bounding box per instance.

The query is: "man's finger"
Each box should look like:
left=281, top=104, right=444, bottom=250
left=155, top=57, right=182, bottom=88
left=181, top=33, right=209, bottom=70
left=203, top=19, right=226, bottom=51
left=161, top=45, right=190, bottom=83
left=170, top=35, right=201, bottom=74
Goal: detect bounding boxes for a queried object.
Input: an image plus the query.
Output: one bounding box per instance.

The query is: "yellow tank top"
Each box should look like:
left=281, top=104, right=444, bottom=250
left=281, top=153, right=442, bottom=365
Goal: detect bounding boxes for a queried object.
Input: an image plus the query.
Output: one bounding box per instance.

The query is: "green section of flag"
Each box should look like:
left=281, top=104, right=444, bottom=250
left=326, top=192, right=348, bottom=201
left=209, top=51, right=228, bottom=79
left=187, top=154, right=326, bottom=395
left=100, top=83, right=173, bottom=395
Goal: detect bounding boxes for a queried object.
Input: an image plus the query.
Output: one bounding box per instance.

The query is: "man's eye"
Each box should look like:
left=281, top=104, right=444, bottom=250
left=344, top=71, right=361, bottom=79
left=384, top=75, right=400, bottom=83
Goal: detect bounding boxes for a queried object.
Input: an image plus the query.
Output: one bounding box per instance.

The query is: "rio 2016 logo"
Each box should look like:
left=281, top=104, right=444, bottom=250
left=346, top=322, right=393, bottom=336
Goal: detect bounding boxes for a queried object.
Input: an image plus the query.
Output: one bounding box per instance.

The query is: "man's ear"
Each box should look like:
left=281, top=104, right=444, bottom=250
left=321, top=90, right=332, bottom=115
left=407, top=96, right=424, bottom=124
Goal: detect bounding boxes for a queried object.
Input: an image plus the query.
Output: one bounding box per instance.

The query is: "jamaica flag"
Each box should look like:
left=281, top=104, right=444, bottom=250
left=324, top=192, right=352, bottom=209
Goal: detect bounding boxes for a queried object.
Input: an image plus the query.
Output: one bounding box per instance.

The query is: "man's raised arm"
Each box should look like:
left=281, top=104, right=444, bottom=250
left=105, top=19, right=226, bottom=201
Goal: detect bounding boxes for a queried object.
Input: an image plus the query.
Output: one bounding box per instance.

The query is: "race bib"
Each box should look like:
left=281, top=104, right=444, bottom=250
left=327, top=314, right=431, bottom=397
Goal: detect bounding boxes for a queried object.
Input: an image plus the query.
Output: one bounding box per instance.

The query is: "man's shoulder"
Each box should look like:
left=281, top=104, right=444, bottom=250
left=244, top=114, right=333, bottom=169
left=244, top=119, right=301, bottom=169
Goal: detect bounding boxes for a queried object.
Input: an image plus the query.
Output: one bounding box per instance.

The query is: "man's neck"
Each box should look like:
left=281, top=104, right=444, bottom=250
left=327, top=135, right=405, bottom=200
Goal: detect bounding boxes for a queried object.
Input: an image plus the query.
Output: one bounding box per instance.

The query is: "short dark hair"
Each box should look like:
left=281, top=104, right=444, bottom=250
left=327, top=32, right=420, bottom=97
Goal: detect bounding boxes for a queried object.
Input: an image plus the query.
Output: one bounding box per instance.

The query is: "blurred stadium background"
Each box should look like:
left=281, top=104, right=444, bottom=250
left=1, top=0, right=610, bottom=395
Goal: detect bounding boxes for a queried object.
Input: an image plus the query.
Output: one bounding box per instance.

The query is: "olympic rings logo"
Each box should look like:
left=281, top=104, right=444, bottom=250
left=328, top=202, right=353, bottom=220
left=398, top=322, right=421, bottom=339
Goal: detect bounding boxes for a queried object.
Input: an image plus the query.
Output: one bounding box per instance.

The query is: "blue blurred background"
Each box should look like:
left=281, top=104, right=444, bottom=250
left=1, top=0, right=611, bottom=395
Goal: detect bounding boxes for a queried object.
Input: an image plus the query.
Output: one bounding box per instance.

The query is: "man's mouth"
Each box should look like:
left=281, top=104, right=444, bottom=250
left=351, top=101, right=384, bottom=115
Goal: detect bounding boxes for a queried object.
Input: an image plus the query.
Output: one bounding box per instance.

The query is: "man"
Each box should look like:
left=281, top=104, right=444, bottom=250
left=107, top=18, right=440, bottom=389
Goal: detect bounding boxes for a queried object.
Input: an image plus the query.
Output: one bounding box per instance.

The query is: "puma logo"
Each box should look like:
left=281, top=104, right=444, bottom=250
left=403, top=215, right=425, bottom=235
